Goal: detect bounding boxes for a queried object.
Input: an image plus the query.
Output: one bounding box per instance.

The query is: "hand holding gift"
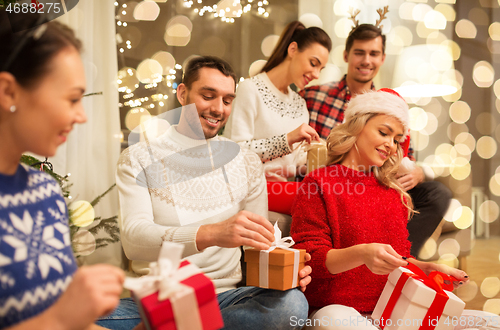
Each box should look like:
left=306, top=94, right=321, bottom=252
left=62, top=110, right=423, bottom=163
left=124, top=242, right=223, bottom=330
left=298, top=253, right=312, bottom=292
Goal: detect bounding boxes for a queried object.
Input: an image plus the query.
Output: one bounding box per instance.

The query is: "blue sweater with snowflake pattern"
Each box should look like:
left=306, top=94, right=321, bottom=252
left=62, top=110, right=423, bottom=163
left=0, top=164, right=77, bottom=328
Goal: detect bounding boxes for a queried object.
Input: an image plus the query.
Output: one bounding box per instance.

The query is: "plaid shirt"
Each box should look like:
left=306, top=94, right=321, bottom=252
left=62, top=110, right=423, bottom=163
left=299, top=75, right=414, bottom=159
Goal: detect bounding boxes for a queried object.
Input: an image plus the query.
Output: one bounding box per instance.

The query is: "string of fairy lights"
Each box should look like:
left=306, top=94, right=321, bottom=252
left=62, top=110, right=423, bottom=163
left=114, top=0, right=271, bottom=131
left=183, top=0, right=270, bottom=23
left=114, top=1, right=180, bottom=121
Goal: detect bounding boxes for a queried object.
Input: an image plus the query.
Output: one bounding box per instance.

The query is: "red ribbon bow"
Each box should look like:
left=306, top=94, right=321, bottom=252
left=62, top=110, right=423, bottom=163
left=405, top=262, right=459, bottom=292
left=380, top=263, right=459, bottom=330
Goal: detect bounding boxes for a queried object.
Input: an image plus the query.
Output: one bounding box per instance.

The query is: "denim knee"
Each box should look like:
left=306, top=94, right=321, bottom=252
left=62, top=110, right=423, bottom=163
left=95, top=297, right=141, bottom=330
left=281, top=288, right=309, bottom=324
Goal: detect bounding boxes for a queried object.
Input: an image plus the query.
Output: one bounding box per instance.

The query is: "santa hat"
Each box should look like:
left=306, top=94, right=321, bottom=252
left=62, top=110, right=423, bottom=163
left=344, top=88, right=410, bottom=142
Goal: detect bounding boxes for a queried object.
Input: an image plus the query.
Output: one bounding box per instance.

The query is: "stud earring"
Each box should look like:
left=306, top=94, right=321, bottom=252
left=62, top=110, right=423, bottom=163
left=9, top=105, right=16, bottom=113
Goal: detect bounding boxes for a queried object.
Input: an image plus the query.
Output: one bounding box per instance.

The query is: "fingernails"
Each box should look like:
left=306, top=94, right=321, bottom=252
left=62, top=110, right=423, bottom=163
left=402, top=256, right=407, bottom=260
left=459, top=281, right=463, bottom=285
left=464, top=275, right=469, bottom=278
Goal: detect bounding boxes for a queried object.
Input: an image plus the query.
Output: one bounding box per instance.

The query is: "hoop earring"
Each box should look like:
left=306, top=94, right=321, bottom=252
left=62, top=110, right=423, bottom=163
left=354, top=142, right=360, bottom=156
left=9, top=105, right=16, bottom=113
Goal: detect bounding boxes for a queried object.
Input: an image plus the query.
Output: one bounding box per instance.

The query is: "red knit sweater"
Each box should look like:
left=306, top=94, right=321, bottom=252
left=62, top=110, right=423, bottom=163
left=291, top=164, right=411, bottom=313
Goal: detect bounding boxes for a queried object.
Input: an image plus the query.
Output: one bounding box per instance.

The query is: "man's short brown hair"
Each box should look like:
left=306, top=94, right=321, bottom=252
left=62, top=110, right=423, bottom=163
left=345, top=24, right=386, bottom=54
left=182, top=56, right=237, bottom=90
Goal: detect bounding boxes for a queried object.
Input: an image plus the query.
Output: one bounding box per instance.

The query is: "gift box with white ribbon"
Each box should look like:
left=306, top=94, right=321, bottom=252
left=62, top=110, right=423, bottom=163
left=245, top=222, right=306, bottom=291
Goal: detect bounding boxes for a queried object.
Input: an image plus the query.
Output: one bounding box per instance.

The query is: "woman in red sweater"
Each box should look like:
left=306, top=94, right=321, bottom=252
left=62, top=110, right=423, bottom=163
left=291, top=89, right=468, bottom=326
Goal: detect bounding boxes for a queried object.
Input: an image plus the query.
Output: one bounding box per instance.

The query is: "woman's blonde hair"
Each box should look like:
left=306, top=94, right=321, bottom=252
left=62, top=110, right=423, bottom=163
left=326, top=113, right=414, bottom=218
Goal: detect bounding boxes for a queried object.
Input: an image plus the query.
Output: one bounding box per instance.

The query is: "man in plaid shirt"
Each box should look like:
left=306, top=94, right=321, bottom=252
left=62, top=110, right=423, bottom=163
left=300, top=77, right=357, bottom=140
left=300, top=24, right=452, bottom=258
left=299, top=24, right=381, bottom=139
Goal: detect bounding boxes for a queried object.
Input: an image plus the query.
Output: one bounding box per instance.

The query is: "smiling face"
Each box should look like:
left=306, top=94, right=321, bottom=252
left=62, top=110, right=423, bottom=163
left=289, top=42, right=329, bottom=90
left=177, top=67, right=236, bottom=139
left=343, top=114, right=404, bottom=170
left=344, top=37, right=386, bottom=85
left=11, top=47, right=87, bottom=157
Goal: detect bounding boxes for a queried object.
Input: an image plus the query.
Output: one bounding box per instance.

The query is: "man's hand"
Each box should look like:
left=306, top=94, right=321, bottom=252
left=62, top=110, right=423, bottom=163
left=397, top=166, right=424, bottom=191
left=196, top=211, right=275, bottom=251
left=298, top=253, right=312, bottom=292
left=362, top=243, right=408, bottom=275
left=287, top=123, right=320, bottom=146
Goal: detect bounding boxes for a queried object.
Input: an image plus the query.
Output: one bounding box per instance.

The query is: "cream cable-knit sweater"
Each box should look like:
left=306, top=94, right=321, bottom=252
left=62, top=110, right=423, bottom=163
left=223, top=72, right=309, bottom=180
left=116, top=126, right=268, bottom=293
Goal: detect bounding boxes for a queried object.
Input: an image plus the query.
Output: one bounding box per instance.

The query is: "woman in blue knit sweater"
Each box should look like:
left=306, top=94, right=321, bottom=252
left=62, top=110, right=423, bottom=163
left=0, top=13, right=125, bottom=330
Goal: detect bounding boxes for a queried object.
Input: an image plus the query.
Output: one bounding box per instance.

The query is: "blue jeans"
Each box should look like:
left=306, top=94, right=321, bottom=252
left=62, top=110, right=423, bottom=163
left=95, top=297, right=141, bottom=330
left=96, top=287, right=308, bottom=330
left=217, top=286, right=308, bottom=330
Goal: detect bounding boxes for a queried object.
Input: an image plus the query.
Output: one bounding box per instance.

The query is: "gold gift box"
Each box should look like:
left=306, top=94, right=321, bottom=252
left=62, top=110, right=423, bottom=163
left=307, top=143, right=328, bottom=174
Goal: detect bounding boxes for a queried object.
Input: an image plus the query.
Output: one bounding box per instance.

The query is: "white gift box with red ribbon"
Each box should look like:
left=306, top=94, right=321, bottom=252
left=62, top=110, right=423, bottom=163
left=372, top=264, right=465, bottom=330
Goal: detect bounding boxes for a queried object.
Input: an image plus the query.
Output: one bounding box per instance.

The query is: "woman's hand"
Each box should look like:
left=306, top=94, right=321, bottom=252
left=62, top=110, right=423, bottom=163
left=362, top=243, right=408, bottom=275
left=326, top=244, right=406, bottom=275
left=410, top=259, right=469, bottom=289
left=46, top=264, right=125, bottom=330
left=287, top=123, right=320, bottom=146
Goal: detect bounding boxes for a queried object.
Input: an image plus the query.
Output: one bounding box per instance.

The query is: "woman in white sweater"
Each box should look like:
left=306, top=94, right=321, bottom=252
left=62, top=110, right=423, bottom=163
left=223, top=21, right=331, bottom=181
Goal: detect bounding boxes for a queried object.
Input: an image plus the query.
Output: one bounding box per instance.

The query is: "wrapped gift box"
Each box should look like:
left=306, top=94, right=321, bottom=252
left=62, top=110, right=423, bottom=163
left=125, top=242, right=223, bottom=330
left=244, top=222, right=306, bottom=291
left=372, top=266, right=465, bottom=330
left=245, top=247, right=306, bottom=291
left=306, top=141, right=328, bottom=174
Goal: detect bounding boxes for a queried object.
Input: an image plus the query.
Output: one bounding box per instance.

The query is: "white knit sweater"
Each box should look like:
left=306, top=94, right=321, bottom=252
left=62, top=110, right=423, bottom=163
left=223, top=72, right=309, bottom=181
left=116, top=126, right=267, bottom=293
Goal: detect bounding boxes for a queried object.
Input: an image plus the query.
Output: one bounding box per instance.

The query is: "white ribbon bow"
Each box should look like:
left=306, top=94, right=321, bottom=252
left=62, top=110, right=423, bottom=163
left=267, top=222, right=295, bottom=251
left=259, top=222, right=300, bottom=288
left=124, top=242, right=203, bottom=330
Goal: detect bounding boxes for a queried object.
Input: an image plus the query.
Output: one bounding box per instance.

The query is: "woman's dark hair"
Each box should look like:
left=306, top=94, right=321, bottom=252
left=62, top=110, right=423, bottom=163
left=182, top=55, right=237, bottom=90
left=0, top=12, right=82, bottom=88
left=345, top=24, right=386, bottom=54
left=261, top=21, right=332, bottom=73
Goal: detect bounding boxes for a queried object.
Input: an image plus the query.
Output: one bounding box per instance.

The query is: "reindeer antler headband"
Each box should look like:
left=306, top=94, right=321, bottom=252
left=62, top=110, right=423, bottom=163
left=348, top=7, right=361, bottom=27
left=348, top=5, right=389, bottom=30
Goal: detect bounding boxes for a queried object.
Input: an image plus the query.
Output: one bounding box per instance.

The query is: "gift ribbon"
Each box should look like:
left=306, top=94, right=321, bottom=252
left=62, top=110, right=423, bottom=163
left=124, top=242, right=203, bottom=330
left=259, top=222, right=300, bottom=288
left=379, top=262, right=459, bottom=330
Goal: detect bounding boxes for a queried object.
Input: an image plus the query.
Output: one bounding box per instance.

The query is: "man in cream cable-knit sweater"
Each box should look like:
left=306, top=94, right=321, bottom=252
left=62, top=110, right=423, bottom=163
left=116, top=56, right=310, bottom=329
